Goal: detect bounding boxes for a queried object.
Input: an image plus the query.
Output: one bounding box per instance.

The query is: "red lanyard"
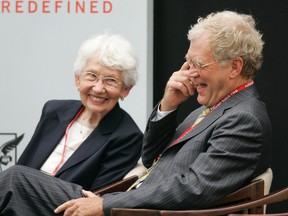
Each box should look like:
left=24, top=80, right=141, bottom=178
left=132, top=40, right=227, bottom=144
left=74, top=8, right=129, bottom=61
left=170, top=80, right=254, bottom=147
left=51, top=106, right=84, bottom=176
left=210, top=80, right=254, bottom=113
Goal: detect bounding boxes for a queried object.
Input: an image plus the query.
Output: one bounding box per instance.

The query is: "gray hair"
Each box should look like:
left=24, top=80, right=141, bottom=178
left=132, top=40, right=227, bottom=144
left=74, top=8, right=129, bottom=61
left=73, top=34, right=138, bottom=88
left=188, top=11, right=264, bottom=79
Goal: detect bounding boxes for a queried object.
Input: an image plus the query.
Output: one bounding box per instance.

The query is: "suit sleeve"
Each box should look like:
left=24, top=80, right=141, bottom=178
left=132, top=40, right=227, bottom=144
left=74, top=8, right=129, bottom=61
left=142, top=106, right=178, bottom=167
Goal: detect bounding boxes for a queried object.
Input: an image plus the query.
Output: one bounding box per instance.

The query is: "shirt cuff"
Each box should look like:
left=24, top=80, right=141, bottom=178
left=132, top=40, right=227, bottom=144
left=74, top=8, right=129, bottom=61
left=152, top=104, right=176, bottom=121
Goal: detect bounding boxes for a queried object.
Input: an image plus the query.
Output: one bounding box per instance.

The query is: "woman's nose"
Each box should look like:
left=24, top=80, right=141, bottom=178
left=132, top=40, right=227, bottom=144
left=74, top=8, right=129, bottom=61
left=92, top=80, right=106, bottom=92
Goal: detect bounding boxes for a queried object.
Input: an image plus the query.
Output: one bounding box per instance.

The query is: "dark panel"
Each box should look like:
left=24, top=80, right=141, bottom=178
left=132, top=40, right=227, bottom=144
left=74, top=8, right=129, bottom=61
left=154, top=0, right=288, bottom=212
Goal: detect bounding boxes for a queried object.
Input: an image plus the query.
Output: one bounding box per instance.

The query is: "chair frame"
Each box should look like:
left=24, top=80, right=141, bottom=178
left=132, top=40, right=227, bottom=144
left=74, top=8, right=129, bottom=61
left=110, top=186, right=288, bottom=216
left=93, top=167, right=274, bottom=216
left=211, top=179, right=264, bottom=213
left=108, top=179, right=266, bottom=216
left=93, top=178, right=267, bottom=216
left=93, top=175, right=139, bottom=196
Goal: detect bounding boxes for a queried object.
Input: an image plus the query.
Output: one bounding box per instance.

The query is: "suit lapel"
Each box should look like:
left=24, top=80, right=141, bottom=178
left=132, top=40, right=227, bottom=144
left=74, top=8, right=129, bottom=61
left=32, top=102, right=83, bottom=168
left=168, top=106, right=223, bottom=148
left=55, top=103, right=123, bottom=175
left=168, top=86, right=258, bottom=148
left=176, top=106, right=224, bottom=144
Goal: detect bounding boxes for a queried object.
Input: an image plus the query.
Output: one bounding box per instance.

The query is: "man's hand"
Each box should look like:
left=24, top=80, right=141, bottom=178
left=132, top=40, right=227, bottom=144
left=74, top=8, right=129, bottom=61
left=54, top=190, right=104, bottom=216
left=160, top=62, right=197, bottom=111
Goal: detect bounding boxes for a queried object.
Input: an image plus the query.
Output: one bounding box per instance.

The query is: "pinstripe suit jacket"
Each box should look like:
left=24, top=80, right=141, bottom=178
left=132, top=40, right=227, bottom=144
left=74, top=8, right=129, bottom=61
left=103, top=85, right=271, bottom=215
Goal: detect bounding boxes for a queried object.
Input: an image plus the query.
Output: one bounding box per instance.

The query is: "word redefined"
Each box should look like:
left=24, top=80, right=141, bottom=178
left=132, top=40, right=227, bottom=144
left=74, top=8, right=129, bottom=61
left=1, top=0, right=113, bottom=14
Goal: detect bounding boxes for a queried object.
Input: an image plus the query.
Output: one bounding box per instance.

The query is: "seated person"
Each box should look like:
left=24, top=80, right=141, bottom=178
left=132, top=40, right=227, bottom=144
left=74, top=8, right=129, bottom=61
left=16, top=33, right=143, bottom=191
left=0, top=11, right=271, bottom=216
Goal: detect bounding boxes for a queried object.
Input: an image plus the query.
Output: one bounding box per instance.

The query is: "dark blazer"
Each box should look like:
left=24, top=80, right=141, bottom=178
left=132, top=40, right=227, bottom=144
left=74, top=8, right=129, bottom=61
left=17, top=100, right=143, bottom=191
left=103, top=85, right=272, bottom=215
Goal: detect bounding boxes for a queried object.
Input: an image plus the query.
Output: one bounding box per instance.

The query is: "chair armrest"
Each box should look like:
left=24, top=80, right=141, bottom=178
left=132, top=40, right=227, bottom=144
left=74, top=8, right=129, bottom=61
left=111, top=208, right=161, bottom=216
left=110, top=187, right=288, bottom=216
left=93, top=175, right=138, bottom=196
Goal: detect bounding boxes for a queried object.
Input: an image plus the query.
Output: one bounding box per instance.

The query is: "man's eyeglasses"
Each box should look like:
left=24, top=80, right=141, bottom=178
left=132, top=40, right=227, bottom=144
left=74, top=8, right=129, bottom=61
left=81, top=71, right=122, bottom=88
left=187, top=59, right=219, bottom=70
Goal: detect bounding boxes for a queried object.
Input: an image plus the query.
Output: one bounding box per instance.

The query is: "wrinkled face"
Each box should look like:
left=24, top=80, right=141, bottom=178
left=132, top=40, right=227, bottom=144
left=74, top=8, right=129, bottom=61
left=186, top=34, right=234, bottom=108
left=75, top=58, right=131, bottom=117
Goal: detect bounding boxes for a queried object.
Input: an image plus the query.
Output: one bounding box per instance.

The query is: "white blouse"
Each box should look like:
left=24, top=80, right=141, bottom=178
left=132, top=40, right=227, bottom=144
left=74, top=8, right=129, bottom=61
left=40, top=119, right=95, bottom=175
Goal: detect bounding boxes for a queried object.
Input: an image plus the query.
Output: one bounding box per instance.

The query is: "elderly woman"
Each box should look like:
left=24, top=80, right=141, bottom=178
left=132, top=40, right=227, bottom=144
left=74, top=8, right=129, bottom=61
left=17, top=34, right=143, bottom=191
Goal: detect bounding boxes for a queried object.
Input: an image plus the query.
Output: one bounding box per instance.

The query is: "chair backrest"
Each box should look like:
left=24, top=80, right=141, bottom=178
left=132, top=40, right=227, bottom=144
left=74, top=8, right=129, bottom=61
left=252, top=168, right=273, bottom=213
left=211, top=168, right=273, bottom=214
left=211, top=179, right=265, bottom=214
left=124, top=162, right=147, bottom=179
left=252, top=168, right=273, bottom=196
left=193, top=187, right=288, bottom=216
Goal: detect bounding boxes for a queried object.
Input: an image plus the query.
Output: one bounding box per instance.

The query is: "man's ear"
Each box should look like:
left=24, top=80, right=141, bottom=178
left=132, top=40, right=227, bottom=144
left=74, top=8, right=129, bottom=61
left=229, top=57, right=243, bottom=79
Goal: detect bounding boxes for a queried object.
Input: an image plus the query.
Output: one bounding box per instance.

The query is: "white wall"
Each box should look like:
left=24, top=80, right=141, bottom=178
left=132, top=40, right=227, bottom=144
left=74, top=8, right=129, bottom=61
left=0, top=0, right=153, bottom=168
